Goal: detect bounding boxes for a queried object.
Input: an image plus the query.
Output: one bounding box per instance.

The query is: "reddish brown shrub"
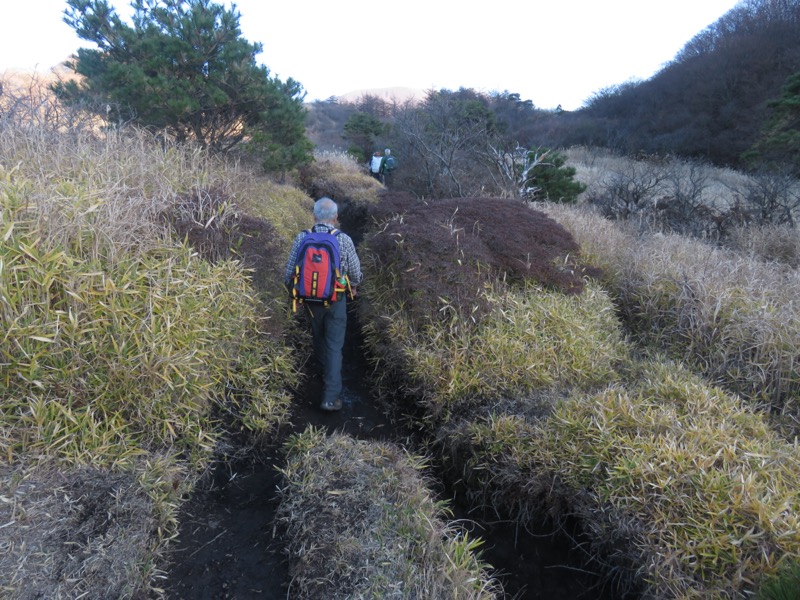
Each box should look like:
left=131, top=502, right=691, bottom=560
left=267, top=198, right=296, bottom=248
left=365, top=193, right=598, bottom=324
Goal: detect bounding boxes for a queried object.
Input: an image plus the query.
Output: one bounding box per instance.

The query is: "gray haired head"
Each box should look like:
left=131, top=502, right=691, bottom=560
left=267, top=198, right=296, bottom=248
left=384, top=148, right=391, bottom=155
left=314, top=197, right=338, bottom=223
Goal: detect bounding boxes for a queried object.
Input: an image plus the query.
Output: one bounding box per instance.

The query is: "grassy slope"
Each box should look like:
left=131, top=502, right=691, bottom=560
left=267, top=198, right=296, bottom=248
left=357, top=190, right=800, bottom=598
left=0, top=125, right=305, bottom=598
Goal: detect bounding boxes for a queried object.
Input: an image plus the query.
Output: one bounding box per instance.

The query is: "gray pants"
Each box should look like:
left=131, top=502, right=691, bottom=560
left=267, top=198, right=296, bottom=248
left=306, top=298, right=347, bottom=404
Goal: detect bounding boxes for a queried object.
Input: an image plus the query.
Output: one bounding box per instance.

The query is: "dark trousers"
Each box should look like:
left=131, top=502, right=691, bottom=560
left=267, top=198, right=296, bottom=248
left=306, top=298, right=347, bottom=404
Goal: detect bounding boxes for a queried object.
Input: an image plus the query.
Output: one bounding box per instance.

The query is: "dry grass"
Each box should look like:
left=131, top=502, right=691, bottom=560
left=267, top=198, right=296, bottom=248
left=565, top=145, right=750, bottom=210
left=0, top=457, right=185, bottom=600
left=542, top=202, right=800, bottom=424
left=727, top=223, right=800, bottom=267
left=276, top=427, right=501, bottom=599
left=0, top=116, right=298, bottom=597
left=298, top=149, right=384, bottom=204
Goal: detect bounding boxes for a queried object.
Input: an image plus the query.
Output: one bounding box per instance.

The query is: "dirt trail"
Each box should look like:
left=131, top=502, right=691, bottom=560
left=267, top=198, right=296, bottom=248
left=162, top=201, right=627, bottom=599
left=161, top=302, right=626, bottom=599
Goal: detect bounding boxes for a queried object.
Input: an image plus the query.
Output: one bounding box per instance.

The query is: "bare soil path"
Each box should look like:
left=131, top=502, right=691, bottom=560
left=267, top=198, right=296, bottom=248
left=160, top=303, right=625, bottom=599
left=161, top=201, right=629, bottom=599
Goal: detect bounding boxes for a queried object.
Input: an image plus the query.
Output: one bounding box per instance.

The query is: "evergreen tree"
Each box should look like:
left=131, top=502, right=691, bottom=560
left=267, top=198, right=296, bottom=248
left=526, top=150, right=586, bottom=203
left=54, top=0, right=312, bottom=171
left=343, top=111, right=387, bottom=162
left=745, top=71, right=800, bottom=175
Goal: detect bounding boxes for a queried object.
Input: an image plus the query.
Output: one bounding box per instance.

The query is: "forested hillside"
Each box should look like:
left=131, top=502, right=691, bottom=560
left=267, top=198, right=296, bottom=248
left=570, top=0, right=800, bottom=168
left=310, top=0, right=800, bottom=177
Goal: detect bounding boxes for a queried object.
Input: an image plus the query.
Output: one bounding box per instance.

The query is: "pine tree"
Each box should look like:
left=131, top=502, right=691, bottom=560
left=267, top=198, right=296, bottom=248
left=54, top=0, right=312, bottom=171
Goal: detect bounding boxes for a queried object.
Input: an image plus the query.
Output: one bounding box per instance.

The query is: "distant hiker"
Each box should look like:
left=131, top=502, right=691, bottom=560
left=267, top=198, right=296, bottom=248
left=382, top=148, right=397, bottom=188
left=369, top=151, right=384, bottom=182
left=284, top=197, right=363, bottom=412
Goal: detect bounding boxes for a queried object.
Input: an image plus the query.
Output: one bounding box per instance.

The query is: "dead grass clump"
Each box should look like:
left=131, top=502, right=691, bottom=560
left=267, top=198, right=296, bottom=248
left=298, top=149, right=383, bottom=204
left=364, top=196, right=597, bottom=327
left=0, top=463, right=159, bottom=599
left=276, top=427, right=501, bottom=599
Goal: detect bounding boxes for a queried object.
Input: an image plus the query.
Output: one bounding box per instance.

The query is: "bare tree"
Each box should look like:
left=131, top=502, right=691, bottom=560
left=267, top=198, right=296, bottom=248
left=391, top=90, right=498, bottom=198
left=486, top=144, right=553, bottom=199
left=655, top=159, right=713, bottom=235
left=589, top=155, right=670, bottom=220
left=735, top=170, right=800, bottom=226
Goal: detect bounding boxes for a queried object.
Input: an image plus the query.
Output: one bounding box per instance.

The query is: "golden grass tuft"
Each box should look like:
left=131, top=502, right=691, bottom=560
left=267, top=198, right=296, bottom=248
left=276, top=427, right=501, bottom=599
left=449, top=357, right=800, bottom=598
left=388, top=281, right=626, bottom=418
left=544, top=360, right=800, bottom=596
left=299, top=149, right=384, bottom=204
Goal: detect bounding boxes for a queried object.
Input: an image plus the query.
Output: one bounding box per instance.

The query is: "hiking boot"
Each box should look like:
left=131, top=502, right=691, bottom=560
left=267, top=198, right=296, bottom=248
left=320, top=397, right=343, bottom=411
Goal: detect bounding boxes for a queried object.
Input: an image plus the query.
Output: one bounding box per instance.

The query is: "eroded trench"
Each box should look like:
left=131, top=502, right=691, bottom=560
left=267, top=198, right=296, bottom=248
left=161, top=205, right=633, bottom=600
left=163, top=310, right=635, bottom=599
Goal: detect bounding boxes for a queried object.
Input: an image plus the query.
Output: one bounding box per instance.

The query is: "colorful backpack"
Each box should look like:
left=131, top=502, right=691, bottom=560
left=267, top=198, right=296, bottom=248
left=290, top=229, right=349, bottom=311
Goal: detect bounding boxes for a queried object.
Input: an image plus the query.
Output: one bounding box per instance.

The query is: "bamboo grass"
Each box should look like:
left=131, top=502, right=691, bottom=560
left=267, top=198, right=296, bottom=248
left=359, top=197, right=800, bottom=597
left=277, top=427, right=501, bottom=599
left=454, top=359, right=800, bottom=598
left=0, top=174, right=290, bottom=468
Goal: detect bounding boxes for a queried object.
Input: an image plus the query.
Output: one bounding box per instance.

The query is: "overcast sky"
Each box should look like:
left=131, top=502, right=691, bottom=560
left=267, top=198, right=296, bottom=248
left=2, top=0, right=742, bottom=110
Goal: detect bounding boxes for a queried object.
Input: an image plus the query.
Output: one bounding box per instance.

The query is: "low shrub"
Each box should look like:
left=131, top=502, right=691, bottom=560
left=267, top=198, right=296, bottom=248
left=363, top=196, right=599, bottom=328
left=0, top=125, right=296, bottom=598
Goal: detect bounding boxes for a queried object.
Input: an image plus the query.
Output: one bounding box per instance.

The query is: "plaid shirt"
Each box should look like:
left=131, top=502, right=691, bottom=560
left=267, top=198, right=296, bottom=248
left=284, top=223, right=363, bottom=286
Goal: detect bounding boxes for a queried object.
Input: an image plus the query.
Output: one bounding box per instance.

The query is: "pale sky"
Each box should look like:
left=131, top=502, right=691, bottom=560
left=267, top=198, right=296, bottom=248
left=1, top=0, right=742, bottom=110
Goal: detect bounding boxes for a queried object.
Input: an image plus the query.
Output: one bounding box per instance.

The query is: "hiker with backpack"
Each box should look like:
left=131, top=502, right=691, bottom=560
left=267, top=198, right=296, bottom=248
left=381, top=148, right=397, bottom=188
left=284, top=197, right=363, bottom=412
left=369, top=150, right=383, bottom=182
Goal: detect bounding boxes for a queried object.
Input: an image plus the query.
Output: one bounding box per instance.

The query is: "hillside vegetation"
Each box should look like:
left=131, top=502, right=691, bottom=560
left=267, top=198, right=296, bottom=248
left=0, top=113, right=307, bottom=596
left=0, top=81, right=495, bottom=597
left=357, top=185, right=800, bottom=597
left=4, top=92, right=800, bottom=600
left=3, top=0, right=800, bottom=597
